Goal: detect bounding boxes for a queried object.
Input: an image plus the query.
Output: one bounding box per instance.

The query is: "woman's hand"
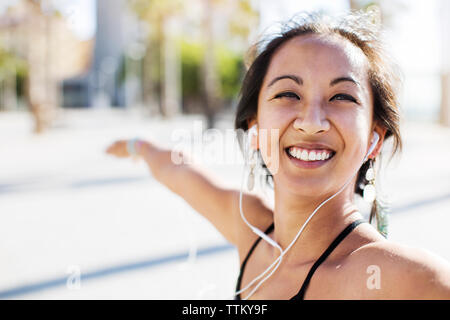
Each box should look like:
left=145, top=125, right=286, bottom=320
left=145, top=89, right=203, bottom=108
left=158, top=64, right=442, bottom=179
left=105, top=139, right=143, bottom=159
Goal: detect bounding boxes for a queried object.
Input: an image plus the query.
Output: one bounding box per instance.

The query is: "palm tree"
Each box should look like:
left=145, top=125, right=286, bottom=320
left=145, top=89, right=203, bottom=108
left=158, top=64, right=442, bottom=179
left=200, top=0, right=220, bottom=129
left=129, top=0, right=183, bottom=117
left=201, top=0, right=258, bottom=129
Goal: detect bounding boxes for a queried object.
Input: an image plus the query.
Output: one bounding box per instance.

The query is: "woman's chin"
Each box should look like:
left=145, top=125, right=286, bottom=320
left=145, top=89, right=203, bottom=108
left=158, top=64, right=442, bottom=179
left=274, top=175, right=333, bottom=198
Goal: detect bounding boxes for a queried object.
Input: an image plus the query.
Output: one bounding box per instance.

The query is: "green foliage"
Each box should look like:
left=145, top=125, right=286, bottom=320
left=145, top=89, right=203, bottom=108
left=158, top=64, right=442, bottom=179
left=179, top=39, right=243, bottom=102
left=0, top=47, right=27, bottom=81
left=216, top=44, right=244, bottom=101
left=179, top=40, right=203, bottom=99
left=228, top=0, right=259, bottom=40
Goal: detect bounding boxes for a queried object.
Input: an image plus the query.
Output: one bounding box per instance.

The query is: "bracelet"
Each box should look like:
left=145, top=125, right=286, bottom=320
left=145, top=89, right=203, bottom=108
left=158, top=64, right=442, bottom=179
left=126, top=138, right=141, bottom=157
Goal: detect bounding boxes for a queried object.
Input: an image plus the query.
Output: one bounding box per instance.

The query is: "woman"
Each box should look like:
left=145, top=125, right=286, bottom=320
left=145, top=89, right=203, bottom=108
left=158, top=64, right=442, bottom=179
left=105, top=12, right=450, bottom=299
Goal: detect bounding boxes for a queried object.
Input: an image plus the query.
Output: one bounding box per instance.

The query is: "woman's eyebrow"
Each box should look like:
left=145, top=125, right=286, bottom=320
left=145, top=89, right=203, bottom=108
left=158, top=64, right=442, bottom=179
left=329, top=76, right=360, bottom=87
left=267, top=74, right=302, bottom=87
left=267, top=75, right=360, bottom=88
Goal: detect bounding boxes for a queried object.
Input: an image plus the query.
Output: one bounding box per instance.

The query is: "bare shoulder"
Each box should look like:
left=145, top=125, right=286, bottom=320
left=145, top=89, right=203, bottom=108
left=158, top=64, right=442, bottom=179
left=229, top=190, right=273, bottom=261
left=344, top=239, right=450, bottom=299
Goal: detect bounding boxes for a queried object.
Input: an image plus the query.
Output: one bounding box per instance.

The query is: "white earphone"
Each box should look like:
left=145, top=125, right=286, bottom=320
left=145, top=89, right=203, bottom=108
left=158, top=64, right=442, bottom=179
left=236, top=125, right=380, bottom=299
left=247, top=124, right=258, bottom=151
left=364, top=131, right=379, bottom=162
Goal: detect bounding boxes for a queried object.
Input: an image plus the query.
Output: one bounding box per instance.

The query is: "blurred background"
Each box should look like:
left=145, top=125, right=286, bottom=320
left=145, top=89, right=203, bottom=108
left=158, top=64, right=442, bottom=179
left=0, top=0, right=449, bottom=299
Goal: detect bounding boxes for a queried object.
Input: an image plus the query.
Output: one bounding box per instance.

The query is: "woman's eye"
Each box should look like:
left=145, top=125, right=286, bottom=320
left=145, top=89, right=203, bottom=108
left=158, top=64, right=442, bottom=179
left=331, top=94, right=357, bottom=103
left=274, top=92, right=300, bottom=100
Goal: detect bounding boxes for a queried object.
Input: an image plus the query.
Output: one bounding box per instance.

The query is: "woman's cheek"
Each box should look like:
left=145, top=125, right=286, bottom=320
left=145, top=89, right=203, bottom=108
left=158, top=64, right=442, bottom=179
left=257, top=110, right=290, bottom=176
left=258, top=126, right=281, bottom=175
left=337, top=112, right=372, bottom=164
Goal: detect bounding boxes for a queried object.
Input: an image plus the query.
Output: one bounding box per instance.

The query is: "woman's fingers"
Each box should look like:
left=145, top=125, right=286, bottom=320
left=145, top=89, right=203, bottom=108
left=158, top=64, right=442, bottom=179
left=105, top=140, right=130, bottom=158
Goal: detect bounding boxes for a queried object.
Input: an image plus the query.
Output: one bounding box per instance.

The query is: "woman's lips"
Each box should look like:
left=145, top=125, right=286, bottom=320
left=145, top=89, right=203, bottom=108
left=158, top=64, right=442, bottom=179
left=284, top=147, right=335, bottom=169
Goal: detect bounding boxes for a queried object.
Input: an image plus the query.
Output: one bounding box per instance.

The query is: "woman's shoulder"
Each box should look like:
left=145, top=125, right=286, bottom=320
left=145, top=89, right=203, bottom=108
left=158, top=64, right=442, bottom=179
left=342, top=238, right=450, bottom=299
left=231, top=191, right=274, bottom=261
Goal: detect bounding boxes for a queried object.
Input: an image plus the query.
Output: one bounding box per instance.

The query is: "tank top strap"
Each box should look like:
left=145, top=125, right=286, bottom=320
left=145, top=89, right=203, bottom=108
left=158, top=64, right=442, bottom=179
left=291, top=219, right=365, bottom=300
left=235, top=222, right=274, bottom=300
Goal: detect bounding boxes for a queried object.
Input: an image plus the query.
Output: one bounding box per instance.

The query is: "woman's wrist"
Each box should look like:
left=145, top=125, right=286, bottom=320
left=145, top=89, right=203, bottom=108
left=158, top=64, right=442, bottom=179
left=134, top=139, right=144, bottom=156
left=126, top=139, right=156, bottom=157
left=126, top=138, right=140, bottom=158
left=137, top=140, right=162, bottom=158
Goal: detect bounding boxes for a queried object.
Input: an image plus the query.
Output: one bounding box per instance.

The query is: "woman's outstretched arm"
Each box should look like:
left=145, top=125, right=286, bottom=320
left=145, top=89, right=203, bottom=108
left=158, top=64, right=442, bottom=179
left=105, top=139, right=272, bottom=246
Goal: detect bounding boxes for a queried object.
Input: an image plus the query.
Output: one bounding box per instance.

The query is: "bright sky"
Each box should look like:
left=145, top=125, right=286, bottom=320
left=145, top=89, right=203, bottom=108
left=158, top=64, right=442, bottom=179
left=51, top=0, right=97, bottom=40
left=259, top=0, right=349, bottom=30
left=258, top=0, right=444, bottom=119
left=259, top=0, right=442, bottom=71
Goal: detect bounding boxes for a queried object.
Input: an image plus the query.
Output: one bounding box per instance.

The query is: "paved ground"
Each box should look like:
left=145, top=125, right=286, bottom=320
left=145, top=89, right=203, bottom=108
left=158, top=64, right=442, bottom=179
left=0, top=107, right=449, bottom=299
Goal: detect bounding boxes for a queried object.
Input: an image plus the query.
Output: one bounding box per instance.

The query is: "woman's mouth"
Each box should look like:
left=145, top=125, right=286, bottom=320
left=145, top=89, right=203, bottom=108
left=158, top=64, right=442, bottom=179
left=284, top=146, right=336, bottom=169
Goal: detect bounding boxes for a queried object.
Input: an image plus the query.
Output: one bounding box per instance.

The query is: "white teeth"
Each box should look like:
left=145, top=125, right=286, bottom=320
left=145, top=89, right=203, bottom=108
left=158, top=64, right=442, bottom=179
left=318, top=152, right=324, bottom=161
left=300, top=150, right=309, bottom=161
left=288, top=147, right=333, bottom=162
left=315, top=152, right=320, bottom=161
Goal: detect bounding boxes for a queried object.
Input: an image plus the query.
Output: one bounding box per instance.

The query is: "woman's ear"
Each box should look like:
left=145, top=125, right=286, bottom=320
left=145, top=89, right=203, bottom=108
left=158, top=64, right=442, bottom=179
left=370, top=125, right=387, bottom=159
left=247, top=119, right=259, bottom=151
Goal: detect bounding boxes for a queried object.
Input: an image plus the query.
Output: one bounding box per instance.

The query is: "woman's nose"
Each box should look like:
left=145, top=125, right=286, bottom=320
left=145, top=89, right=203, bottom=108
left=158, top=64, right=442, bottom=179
left=293, top=102, right=330, bottom=134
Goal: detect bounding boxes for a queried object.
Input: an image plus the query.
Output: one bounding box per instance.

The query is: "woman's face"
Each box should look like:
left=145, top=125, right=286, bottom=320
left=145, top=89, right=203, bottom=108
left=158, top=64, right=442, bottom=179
left=254, top=34, right=382, bottom=196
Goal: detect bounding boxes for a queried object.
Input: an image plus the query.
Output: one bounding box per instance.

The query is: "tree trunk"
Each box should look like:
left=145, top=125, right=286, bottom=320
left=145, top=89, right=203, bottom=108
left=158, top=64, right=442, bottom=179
left=201, top=0, right=221, bottom=129
left=439, top=0, right=450, bottom=126
left=25, top=1, right=57, bottom=133
left=4, top=74, right=18, bottom=111
left=161, top=16, right=181, bottom=118
left=142, top=45, right=159, bottom=115
left=349, top=0, right=361, bottom=10
left=441, top=73, right=450, bottom=126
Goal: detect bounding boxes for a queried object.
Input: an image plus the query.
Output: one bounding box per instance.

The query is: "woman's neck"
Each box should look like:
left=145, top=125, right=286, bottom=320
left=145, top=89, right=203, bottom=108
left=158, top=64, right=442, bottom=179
left=271, top=184, right=362, bottom=266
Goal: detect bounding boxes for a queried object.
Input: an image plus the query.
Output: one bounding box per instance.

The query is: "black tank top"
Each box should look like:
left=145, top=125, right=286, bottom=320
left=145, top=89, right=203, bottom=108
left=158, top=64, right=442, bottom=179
left=235, top=219, right=365, bottom=300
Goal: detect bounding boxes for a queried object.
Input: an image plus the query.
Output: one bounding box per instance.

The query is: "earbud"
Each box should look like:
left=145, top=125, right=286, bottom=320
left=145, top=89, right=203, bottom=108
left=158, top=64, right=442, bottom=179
left=248, top=124, right=257, bottom=137
left=247, top=124, right=258, bottom=150
left=364, top=131, right=379, bottom=162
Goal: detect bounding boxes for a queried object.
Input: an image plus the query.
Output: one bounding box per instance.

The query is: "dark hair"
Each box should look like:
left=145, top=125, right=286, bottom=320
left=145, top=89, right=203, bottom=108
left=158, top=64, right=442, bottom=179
left=234, top=11, right=403, bottom=224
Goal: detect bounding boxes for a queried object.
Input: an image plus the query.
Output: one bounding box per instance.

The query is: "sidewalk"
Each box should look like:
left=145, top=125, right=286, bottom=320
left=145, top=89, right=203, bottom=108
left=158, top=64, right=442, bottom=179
left=0, top=108, right=449, bottom=299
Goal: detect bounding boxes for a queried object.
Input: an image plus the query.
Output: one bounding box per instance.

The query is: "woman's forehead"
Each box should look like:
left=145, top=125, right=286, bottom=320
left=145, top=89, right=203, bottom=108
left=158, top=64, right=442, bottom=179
left=264, top=34, right=370, bottom=85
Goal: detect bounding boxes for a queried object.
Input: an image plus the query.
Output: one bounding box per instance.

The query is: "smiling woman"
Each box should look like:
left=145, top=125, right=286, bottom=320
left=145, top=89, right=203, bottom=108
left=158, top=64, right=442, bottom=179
left=106, top=11, right=450, bottom=300
left=232, top=11, right=449, bottom=300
